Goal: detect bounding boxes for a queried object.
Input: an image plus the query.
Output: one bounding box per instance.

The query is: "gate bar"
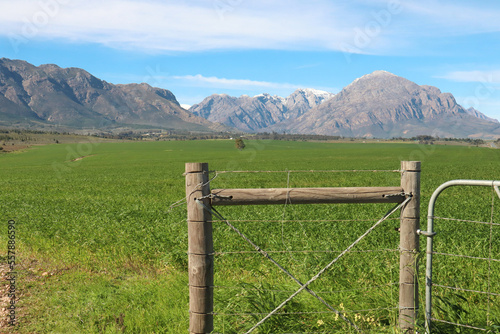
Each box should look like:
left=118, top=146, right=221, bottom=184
left=423, top=180, right=500, bottom=334
left=211, top=187, right=405, bottom=206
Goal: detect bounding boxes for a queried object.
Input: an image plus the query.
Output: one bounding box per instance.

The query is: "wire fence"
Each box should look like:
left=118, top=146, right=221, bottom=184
left=192, top=168, right=409, bottom=333
left=175, top=167, right=500, bottom=333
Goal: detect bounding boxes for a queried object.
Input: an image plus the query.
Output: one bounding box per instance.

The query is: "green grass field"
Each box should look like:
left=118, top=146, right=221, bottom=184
left=0, top=139, right=499, bottom=333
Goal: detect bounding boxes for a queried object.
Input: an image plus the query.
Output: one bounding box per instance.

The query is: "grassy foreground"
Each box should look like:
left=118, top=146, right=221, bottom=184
left=0, top=139, right=499, bottom=333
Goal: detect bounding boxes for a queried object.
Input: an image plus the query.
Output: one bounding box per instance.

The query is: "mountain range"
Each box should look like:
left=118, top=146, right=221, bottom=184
left=0, top=58, right=229, bottom=132
left=190, top=88, right=334, bottom=132
left=191, top=70, right=500, bottom=139
left=0, top=58, right=499, bottom=138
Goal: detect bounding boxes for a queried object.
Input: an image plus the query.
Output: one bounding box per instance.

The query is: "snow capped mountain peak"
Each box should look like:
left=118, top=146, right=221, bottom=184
left=253, top=93, right=286, bottom=103
left=298, top=88, right=331, bottom=95
left=296, top=88, right=334, bottom=101
left=289, top=88, right=334, bottom=108
left=253, top=93, right=268, bottom=98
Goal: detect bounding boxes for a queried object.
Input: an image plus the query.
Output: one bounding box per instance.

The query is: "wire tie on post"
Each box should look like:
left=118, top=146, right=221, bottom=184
left=417, top=229, right=437, bottom=238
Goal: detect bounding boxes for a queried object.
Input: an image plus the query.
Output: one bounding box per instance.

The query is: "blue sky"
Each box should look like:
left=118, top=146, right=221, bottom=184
left=1, top=0, right=500, bottom=120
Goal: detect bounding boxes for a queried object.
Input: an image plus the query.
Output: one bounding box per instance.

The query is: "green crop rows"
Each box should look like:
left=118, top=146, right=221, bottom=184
left=0, top=139, right=498, bottom=333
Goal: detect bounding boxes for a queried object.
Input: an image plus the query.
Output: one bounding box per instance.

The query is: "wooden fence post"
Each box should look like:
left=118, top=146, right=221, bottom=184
left=399, top=161, right=421, bottom=333
left=185, top=163, right=213, bottom=334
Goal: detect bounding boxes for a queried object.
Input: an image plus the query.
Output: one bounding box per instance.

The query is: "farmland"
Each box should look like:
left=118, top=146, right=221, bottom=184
left=0, top=139, right=499, bottom=333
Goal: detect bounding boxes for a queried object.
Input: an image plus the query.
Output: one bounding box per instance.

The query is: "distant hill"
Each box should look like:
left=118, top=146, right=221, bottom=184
left=0, top=58, right=230, bottom=132
left=193, top=71, right=500, bottom=139
left=466, top=107, right=499, bottom=124
left=190, top=88, right=334, bottom=132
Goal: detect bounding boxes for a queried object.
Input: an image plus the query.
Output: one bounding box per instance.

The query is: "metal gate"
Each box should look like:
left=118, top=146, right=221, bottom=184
left=420, top=180, right=500, bottom=333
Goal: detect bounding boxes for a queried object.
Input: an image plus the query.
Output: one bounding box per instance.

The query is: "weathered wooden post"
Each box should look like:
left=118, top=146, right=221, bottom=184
left=399, top=161, right=421, bottom=333
left=185, top=163, right=213, bottom=334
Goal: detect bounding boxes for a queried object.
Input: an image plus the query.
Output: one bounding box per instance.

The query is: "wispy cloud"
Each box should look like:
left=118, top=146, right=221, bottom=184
left=441, top=69, right=500, bottom=120
left=171, top=74, right=303, bottom=91
left=2, top=0, right=500, bottom=55
left=438, top=70, right=500, bottom=84
left=0, top=0, right=351, bottom=52
left=401, top=0, right=500, bottom=35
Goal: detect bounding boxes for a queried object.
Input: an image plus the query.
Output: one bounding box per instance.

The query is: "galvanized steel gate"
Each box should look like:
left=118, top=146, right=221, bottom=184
left=420, top=180, right=500, bottom=333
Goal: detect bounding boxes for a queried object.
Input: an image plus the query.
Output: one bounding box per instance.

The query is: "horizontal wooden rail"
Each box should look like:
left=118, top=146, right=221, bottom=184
left=210, top=187, right=405, bottom=206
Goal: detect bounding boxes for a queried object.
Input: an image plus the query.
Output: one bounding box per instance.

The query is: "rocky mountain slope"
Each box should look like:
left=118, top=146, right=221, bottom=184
left=0, top=58, right=228, bottom=132
left=277, top=71, right=499, bottom=138
left=190, top=88, right=334, bottom=132
left=466, top=107, right=499, bottom=123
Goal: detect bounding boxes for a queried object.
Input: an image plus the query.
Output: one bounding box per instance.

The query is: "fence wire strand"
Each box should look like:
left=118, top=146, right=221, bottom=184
left=431, top=216, right=500, bottom=226
left=431, top=318, right=489, bottom=331
left=433, top=283, right=500, bottom=297
left=431, top=251, right=500, bottom=262
left=215, top=248, right=398, bottom=255
left=211, top=218, right=399, bottom=223
left=215, top=169, right=401, bottom=174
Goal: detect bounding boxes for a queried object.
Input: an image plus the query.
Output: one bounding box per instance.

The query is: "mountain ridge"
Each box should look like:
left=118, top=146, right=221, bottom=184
left=1, top=58, right=498, bottom=138
left=0, top=58, right=230, bottom=132
left=190, top=88, right=334, bottom=132
left=192, top=71, right=500, bottom=139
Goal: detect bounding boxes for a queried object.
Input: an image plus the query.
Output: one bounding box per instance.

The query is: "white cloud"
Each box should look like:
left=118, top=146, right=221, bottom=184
left=438, top=70, right=500, bottom=84
left=171, top=74, right=303, bottom=91
left=2, top=0, right=500, bottom=55
left=442, top=70, right=500, bottom=121
left=400, top=0, right=500, bottom=35
left=0, top=0, right=352, bottom=52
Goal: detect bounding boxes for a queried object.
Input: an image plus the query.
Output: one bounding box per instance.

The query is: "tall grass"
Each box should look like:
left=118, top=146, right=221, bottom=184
left=0, top=139, right=498, bottom=333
